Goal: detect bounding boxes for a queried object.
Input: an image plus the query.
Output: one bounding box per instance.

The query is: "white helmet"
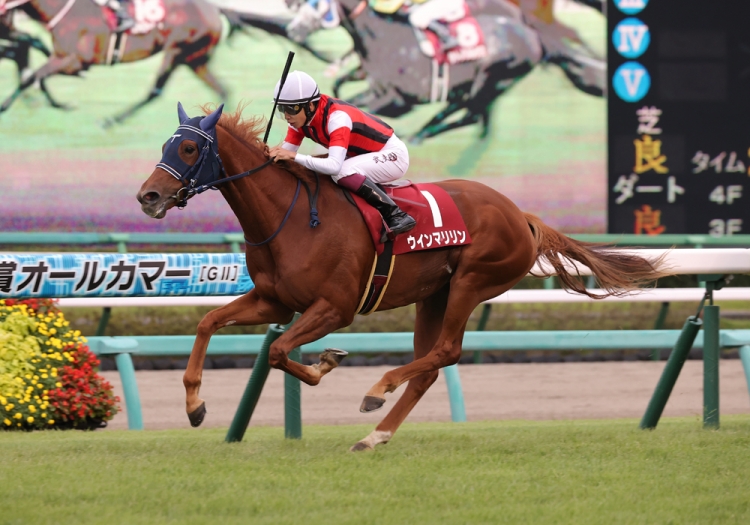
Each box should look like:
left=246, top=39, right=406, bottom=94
left=273, top=70, right=320, bottom=104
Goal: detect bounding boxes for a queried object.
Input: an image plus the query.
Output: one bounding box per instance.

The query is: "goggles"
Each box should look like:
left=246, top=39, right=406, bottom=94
left=276, top=103, right=306, bottom=116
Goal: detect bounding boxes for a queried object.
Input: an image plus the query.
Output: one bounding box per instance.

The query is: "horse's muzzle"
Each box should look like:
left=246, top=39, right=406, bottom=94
left=137, top=190, right=168, bottom=219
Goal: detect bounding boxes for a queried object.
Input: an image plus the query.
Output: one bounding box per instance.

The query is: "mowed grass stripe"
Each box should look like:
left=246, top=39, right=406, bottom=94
left=2, top=417, right=750, bottom=524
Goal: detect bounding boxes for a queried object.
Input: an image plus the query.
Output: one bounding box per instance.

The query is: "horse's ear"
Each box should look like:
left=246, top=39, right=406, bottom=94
left=200, top=104, right=224, bottom=132
left=177, top=102, right=190, bottom=124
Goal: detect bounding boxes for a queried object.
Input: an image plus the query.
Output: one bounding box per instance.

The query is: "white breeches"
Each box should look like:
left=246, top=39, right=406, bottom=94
left=408, top=0, right=466, bottom=29
left=333, top=135, right=410, bottom=184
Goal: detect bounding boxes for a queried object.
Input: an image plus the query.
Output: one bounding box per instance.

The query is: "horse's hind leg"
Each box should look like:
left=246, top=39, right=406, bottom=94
left=362, top=271, right=522, bottom=412
left=104, top=47, right=181, bottom=127
left=187, top=57, right=228, bottom=101
left=183, top=290, right=293, bottom=426
left=351, top=288, right=449, bottom=451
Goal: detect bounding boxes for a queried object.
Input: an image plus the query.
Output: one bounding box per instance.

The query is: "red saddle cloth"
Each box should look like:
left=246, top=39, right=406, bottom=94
left=351, top=182, right=472, bottom=255
left=426, top=14, right=487, bottom=65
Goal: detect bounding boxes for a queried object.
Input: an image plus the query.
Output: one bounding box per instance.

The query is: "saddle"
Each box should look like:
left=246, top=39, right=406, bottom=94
left=349, top=181, right=472, bottom=256
left=347, top=181, right=471, bottom=315
left=103, top=0, right=165, bottom=36
left=418, top=2, right=488, bottom=65
left=103, top=0, right=165, bottom=64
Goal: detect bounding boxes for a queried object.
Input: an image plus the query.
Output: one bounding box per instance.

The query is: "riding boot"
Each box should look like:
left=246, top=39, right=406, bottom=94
left=426, top=20, right=459, bottom=50
left=111, top=2, right=136, bottom=34
left=355, top=178, right=417, bottom=243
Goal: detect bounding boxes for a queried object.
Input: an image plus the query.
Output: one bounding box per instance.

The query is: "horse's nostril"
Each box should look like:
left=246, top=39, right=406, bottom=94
left=142, top=191, right=160, bottom=204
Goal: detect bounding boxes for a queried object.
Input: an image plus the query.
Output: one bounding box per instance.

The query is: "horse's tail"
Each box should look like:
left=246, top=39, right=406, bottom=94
left=524, top=213, right=668, bottom=299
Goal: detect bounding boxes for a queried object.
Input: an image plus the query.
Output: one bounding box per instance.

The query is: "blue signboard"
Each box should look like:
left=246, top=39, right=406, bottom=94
left=0, top=253, right=253, bottom=299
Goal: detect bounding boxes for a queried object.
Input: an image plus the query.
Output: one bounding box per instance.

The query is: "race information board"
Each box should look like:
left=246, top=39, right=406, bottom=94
left=608, top=0, right=750, bottom=235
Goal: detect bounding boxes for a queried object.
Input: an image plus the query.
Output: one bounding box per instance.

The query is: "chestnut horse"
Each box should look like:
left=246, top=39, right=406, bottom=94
left=137, top=104, right=665, bottom=451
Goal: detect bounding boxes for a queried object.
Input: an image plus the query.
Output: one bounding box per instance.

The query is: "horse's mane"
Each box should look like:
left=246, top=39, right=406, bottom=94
left=200, top=103, right=313, bottom=181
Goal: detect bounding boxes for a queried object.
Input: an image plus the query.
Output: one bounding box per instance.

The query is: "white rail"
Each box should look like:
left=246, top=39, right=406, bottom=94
left=56, top=287, right=750, bottom=308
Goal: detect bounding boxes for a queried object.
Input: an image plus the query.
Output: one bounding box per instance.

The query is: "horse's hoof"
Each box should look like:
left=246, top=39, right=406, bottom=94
left=188, top=402, right=206, bottom=427
left=360, top=395, right=386, bottom=413
left=350, top=441, right=373, bottom=452
left=320, top=348, right=348, bottom=366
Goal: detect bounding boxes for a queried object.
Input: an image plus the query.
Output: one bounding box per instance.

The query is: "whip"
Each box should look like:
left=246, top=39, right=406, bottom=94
left=263, top=50, right=295, bottom=144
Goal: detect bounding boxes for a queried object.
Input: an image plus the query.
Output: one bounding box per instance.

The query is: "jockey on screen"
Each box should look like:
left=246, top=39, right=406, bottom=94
left=369, top=0, right=463, bottom=49
left=267, top=70, right=417, bottom=242
left=91, top=0, right=136, bottom=34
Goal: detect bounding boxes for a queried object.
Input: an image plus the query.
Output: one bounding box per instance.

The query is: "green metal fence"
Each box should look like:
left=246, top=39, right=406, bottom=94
left=91, top=327, right=750, bottom=435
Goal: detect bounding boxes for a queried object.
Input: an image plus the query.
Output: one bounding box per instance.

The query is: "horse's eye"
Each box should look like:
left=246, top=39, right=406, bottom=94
left=185, top=145, right=196, bottom=154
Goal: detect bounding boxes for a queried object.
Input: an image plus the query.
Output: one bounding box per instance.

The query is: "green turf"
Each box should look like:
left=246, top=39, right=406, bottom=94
left=2, top=418, right=750, bottom=524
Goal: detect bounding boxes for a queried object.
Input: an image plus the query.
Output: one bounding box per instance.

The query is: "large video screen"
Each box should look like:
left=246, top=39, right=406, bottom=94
left=0, top=0, right=606, bottom=233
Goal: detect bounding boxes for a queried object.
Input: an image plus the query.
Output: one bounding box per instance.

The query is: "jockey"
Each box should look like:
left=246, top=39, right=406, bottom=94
left=91, top=0, right=136, bottom=34
left=369, top=0, right=461, bottom=50
left=267, top=70, right=417, bottom=242
left=305, top=0, right=340, bottom=29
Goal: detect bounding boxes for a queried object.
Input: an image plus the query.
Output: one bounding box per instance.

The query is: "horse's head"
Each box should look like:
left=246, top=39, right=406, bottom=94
left=137, top=103, right=224, bottom=219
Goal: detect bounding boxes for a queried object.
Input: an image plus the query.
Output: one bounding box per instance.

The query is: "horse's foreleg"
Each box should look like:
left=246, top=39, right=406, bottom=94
left=0, top=54, right=78, bottom=114
left=267, top=298, right=350, bottom=386
left=184, top=291, right=293, bottom=427
left=409, top=100, right=464, bottom=144
left=332, top=65, right=365, bottom=99
left=351, top=290, right=448, bottom=451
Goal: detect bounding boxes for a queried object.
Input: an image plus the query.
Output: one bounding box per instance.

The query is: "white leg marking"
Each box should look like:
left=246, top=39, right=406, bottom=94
left=357, top=430, right=392, bottom=450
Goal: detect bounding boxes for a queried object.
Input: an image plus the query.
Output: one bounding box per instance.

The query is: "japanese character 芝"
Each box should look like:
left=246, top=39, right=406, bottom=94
left=636, top=106, right=662, bottom=135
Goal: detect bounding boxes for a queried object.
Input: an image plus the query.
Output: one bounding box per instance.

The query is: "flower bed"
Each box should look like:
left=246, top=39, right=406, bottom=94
left=1, top=299, right=119, bottom=430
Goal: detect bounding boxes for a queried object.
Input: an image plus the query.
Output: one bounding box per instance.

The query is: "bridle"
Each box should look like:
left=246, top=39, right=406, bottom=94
left=155, top=110, right=320, bottom=247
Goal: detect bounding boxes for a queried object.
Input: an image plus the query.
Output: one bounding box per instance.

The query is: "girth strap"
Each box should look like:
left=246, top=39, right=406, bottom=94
left=356, top=240, right=395, bottom=315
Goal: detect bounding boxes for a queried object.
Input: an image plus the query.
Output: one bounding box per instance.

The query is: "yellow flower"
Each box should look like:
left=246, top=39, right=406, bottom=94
left=41, top=413, right=47, bottom=418
left=47, top=420, right=54, bottom=425
left=13, top=413, right=22, bottom=419
left=3, top=419, right=10, bottom=426
left=5, top=404, right=14, bottom=411
left=28, top=406, right=36, bottom=413
left=55, top=382, right=62, bottom=388
left=26, top=416, right=33, bottom=423
left=41, top=374, right=48, bottom=379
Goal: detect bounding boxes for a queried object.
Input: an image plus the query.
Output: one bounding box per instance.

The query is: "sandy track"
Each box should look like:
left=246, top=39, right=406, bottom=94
left=100, top=361, right=750, bottom=431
